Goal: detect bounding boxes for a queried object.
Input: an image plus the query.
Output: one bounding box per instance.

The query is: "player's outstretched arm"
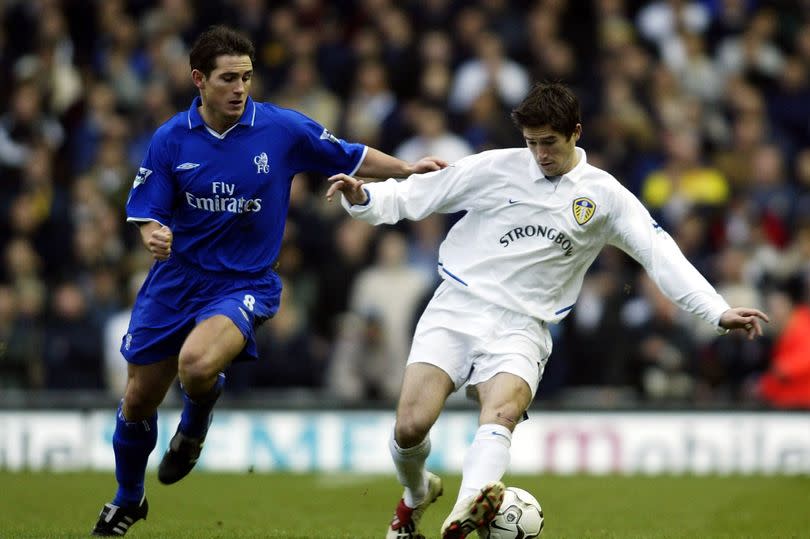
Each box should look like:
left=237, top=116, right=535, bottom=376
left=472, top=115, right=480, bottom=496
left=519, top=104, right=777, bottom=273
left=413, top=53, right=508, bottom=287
left=355, top=147, right=447, bottom=179
left=719, top=307, right=770, bottom=340
left=138, top=220, right=173, bottom=261
left=326, top=173, right=367, bottom=205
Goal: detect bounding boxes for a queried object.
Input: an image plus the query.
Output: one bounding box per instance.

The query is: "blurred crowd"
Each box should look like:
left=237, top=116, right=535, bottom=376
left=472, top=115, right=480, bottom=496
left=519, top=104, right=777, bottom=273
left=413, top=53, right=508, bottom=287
left=1, top=0, right=810, bottom=409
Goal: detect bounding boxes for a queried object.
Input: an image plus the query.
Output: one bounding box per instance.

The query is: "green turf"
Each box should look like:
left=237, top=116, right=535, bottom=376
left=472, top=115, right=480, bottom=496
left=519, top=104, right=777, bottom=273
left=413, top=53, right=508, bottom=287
left=1, top=471, right=808, bottom=538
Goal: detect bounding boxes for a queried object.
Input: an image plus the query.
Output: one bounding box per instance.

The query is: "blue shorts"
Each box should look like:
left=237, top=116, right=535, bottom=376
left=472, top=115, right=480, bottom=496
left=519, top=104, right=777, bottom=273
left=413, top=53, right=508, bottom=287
left=121, top=256, right=281, bottom=365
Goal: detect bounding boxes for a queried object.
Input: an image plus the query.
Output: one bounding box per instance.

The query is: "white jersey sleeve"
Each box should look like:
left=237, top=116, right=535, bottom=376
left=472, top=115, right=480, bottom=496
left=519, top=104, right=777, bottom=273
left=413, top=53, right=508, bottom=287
left=341, top=156, right=481, bottom=225
left=606, top=183, right=730, bottom=328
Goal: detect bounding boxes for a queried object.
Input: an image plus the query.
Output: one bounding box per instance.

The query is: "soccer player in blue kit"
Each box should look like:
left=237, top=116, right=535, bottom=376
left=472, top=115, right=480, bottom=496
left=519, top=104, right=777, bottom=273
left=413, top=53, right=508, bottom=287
left=91, top=26, right=447, bottom=536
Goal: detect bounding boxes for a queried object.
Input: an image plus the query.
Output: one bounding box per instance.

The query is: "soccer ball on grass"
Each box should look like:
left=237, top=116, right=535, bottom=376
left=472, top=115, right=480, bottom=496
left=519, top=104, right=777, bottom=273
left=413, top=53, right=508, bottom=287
left=480, top=486, right=544, bottom=539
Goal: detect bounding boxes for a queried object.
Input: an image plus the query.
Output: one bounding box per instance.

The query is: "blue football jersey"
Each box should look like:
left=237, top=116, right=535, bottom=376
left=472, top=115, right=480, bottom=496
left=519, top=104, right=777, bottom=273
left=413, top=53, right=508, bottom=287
left=126, top=96, right=367, bottom=274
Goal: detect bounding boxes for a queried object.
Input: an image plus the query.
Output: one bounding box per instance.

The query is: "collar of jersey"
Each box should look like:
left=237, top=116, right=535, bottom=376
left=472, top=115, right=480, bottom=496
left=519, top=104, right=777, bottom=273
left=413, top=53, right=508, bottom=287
left=528, top=146, right=588, bottom=184
left=187, top=96, right=256, bottom=130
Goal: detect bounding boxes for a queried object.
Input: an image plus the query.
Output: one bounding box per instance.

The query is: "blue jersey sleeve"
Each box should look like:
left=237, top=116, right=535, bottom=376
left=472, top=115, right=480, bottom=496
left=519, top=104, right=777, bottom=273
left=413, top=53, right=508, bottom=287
left=285, top=110, right=366, bottom=176
left=126, top=128, right=174, bottom=225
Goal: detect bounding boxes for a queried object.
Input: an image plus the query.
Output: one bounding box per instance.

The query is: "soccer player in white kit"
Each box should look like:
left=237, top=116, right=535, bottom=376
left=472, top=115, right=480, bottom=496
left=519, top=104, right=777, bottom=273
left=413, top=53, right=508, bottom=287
left=326, top=82, right=769, bottom=539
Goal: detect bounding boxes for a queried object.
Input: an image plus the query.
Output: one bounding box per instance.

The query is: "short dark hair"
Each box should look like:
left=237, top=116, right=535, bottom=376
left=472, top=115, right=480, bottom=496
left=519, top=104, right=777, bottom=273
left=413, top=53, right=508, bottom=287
left=511, top=82, right=581, bottom=139
left=189, top=25, right=255, bottom=77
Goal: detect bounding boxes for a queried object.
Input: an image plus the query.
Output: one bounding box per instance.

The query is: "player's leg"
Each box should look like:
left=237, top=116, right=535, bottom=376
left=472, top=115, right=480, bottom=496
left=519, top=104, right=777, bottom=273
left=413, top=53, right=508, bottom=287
left=387, top=363, right=454, bottom=539
left=462, top=372, right=532, bottom=498
left=158, top=314, right=246, bottom=484
left=93, top=358, right=178, bottom=536
left=440, top=372, right=532, bottom=539
left=393, top=362, right=454, bottom=499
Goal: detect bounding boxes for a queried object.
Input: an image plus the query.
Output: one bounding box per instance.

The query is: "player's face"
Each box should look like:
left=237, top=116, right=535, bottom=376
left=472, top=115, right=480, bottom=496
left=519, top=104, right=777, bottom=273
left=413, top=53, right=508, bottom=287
left=522, top=124, right=581, bottom=177
left=194, top=55, right=253, bottom=126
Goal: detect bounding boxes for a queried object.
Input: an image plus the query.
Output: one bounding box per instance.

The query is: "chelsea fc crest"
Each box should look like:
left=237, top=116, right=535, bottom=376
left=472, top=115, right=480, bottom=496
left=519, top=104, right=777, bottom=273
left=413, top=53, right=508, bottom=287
left=573, top=197, right=596, bottom=225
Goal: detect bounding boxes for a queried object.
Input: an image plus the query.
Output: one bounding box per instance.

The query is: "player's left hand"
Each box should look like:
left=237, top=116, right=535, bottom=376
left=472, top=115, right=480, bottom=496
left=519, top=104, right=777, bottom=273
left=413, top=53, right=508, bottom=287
left=408, top=156, right=448, bottom=174
left=719, top=307, right=770, bottom=340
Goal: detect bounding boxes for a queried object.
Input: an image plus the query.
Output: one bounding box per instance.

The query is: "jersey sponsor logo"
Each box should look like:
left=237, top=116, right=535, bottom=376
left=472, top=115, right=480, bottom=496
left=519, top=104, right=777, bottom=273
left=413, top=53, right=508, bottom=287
left=176, top=162, right=200, bottom=170
left=573, top=197, right=596, bottom=225
left=319, top=128, right=340, bottom=144
left=253, top=152, right=270, bottom=174
left=499, top=224, right=574, bottom=256
left=132, top=167, right=152, bottom=188
left=185, top=181, right=263, bottom=213
left=185, top=192, right=262, bottom=213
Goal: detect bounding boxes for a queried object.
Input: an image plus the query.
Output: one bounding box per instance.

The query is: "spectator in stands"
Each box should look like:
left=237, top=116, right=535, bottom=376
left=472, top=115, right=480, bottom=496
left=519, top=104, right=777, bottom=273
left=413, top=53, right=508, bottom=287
left=395, top=100, right=474, bottom=165
left=715, top=7, right=785, bottom=85
left=70, top=82, right=128, bottom=175
left=766, top=56, right=810, bottom=156
left=629, top=274, right=698, bottom=402
left=758, top=286, right=810, bottom=409
left=746, top=144, right=794, bottom=248
left=713, top=106, right=769, bottom=189
left=641, top=129, right=730, bottom=228
left=448, top=31, right=530, bottom=113
left=0, top=81, right=63, bottom=172
left=328, top=310, right=390, bottom=401
left=636, top=0, right=711, bottom=55
left=0, top=284, right=43, bottom=389
left=462, top=87, right=525, bottom=153
left=705, top=246, right=770, bottom=401
left=331, top=230, right=431, bottom=400
left=311, top=217, right=376, bottom=342
left=43, top=280, right=103, bottom=390
left=793, top=149, right=810, bottom=223
left=343, top=59, right=399, bottom=150
left=13, top=4, right=82, bottom=116
left=271, top=57, right=342, bottom=131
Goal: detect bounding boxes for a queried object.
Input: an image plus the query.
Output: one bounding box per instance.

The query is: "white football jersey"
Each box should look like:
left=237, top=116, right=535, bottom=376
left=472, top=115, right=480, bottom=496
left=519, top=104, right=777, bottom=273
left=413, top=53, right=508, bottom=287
left=343, top=147, right=730, bottom=327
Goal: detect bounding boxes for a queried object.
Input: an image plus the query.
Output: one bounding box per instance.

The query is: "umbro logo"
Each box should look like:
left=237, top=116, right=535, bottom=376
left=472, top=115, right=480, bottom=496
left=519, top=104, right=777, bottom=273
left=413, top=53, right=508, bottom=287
left=176, top=162, right=200, bottom=170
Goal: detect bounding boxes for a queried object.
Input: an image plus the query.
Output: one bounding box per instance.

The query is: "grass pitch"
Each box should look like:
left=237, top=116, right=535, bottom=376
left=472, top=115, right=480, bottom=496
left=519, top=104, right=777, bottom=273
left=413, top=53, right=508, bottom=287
left=2, top=471, right=808, bottom=538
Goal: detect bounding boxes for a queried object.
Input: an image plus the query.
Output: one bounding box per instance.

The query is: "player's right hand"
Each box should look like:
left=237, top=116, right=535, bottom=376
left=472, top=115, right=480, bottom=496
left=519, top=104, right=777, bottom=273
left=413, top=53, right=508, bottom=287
left=326, top=173, right=368, bottom=205
left=148, top=225, right=173, bottom=260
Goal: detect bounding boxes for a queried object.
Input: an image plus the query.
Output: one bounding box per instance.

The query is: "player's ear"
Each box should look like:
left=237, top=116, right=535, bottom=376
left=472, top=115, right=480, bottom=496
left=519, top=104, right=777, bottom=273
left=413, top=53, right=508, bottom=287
left=191, top=69, right=206, bottom=89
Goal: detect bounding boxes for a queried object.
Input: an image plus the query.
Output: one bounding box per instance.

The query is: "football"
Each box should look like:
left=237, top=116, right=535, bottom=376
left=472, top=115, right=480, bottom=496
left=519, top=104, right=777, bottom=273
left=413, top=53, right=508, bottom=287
left=481, top=486, right=544, bottom=539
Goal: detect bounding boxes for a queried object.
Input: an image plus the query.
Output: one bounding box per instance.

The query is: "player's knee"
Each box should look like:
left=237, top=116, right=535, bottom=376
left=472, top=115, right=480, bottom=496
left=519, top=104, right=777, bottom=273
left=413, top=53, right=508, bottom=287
left=122, top=386, right=161, bottom=420
left=178, top=349, right=219, bottom=385
left=480, top=403, right=522, bottom=431
left=394, top=413, right=432, bottom=447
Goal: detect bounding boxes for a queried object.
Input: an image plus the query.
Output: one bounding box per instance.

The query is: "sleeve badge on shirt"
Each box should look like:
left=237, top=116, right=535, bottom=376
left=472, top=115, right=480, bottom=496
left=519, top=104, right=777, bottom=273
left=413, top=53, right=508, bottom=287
left=319, top=128, right=340, bottom=144
left=573, top=197, right=596, bottom=225
left=132, top=167, right=153, bottom=188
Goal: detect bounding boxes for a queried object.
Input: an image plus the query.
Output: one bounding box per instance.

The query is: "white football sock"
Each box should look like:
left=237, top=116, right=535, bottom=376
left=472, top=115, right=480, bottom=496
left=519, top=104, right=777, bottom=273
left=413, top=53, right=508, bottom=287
left=389, top=430, right=431, bottom=507
left=457, top=424, right=512, bottom=505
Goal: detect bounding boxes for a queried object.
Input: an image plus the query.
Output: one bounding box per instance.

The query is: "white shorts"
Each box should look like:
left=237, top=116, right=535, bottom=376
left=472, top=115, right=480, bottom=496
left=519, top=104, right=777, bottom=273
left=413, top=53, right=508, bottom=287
left=407, top=281, right=552, bottom=398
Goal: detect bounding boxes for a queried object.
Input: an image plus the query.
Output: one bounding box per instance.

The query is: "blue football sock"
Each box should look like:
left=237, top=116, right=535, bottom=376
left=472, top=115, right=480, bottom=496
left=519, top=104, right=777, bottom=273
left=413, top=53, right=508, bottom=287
left=178, top=372, right=225, bottom=438
left=112, top=403, right=157, bottom=507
